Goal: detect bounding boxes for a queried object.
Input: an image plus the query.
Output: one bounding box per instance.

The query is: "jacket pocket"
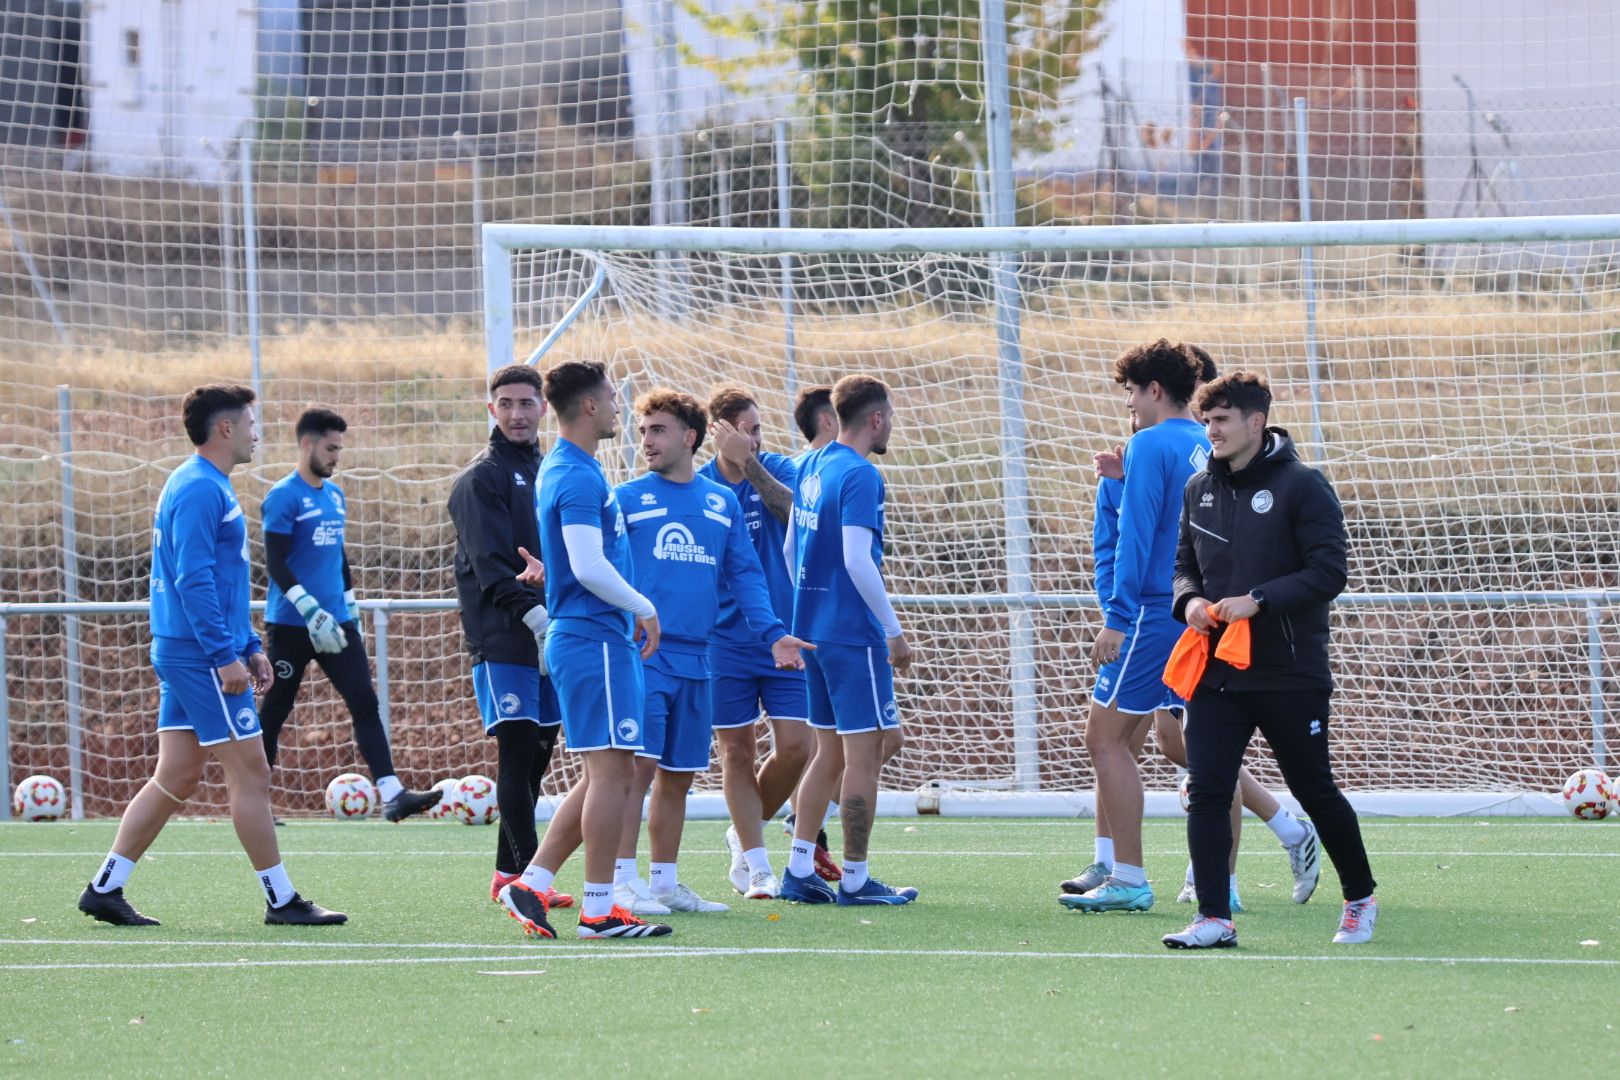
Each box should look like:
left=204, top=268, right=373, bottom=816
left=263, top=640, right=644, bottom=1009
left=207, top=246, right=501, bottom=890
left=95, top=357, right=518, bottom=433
left=1280, top=613, right=1297, bottom=661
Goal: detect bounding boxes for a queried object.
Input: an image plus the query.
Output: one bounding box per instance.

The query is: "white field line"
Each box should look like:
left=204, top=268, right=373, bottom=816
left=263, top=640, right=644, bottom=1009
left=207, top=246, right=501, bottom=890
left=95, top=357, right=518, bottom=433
left=2, top=849, right=1615, bottom=859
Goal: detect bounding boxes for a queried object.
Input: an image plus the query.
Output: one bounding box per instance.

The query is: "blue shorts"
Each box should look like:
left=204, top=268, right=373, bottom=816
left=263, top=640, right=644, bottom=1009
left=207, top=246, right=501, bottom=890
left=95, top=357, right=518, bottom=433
left=153, top=659, right=262, bottom=747
left=805, top=641, right=899, bottom=734
left=709, top=643, right=809, bottom=729
left=641, top=666, right=713, bottom=771
left=545, top=631, right=646, bottom=753
left=472, top=661, right=562, bottom=733
left=1093, top=606, right=1185, bottom=716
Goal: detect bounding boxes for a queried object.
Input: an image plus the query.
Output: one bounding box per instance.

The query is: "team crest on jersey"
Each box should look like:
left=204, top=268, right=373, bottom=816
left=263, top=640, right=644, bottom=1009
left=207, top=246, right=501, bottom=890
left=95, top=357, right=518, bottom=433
left=1251, top=490, right=1274, bottom=514
left=705, top=492, right=726, bottom=514
left=616, top=717, right=641, bottom=743
left=233, top=707, right=260, bottom=735
left=499, top=693, right=521, bottom=715
left=653, top=522, right=716, bottom=565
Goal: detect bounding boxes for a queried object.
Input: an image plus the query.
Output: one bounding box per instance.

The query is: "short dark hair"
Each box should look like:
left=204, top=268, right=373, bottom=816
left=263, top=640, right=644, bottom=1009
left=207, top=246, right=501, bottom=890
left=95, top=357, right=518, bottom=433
left=1196, top=370, right=1272, bottom=418
left=1112, top=339, right=1203, bottom=407
left=793, top=385, right=834, bottom=443
left=181, top=384, right=256, bottom=447
left=831, top=375, right=889, bottom=429
left=295, top=407, right=347, bottom=440
left=542, top=360, right=609, bottom=421
left=635, top=388, right=707, bottom=452
left=1185, top=343, right=1217, bottom=384
left=489, top=363, right=544, bottom=398
left=707, top=384, right=757, bottom=426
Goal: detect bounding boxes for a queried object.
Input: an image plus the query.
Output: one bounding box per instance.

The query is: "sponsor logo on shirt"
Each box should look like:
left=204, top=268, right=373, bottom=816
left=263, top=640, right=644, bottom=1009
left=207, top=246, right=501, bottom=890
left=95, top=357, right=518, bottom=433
left=310, top=522, right=343, bottom=547
left=1190, top=446, right=1210, bottom=472
left=513, top=472, right=527, bottom=487
left=652, top=522, right=716, bottom=566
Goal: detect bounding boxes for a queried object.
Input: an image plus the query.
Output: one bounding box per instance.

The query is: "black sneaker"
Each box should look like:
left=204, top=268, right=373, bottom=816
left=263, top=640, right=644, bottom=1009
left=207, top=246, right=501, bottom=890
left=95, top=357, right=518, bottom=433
left=78, top=885, right=160, bottom=926
left=383, top=787, right=444, bottom=823
left=265, top=893, right=348, bottom=926
left=498, top=882, right=556, bottom=939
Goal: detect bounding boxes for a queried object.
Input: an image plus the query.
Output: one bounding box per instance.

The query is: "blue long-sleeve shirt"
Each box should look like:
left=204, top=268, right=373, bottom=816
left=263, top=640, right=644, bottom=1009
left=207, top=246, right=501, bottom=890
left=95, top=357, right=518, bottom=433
left=148, top=455, right=262, bottom=668
left=1105, top=418, right=1210, bottom=632
left=1093, top=475, right=1123, bottom=611
left=616, top=471, right=787, bottom=679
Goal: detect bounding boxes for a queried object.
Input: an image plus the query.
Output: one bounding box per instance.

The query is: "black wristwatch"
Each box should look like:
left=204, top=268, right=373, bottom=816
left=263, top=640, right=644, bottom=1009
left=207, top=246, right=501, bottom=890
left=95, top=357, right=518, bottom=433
left=1248, top=588, right=1269, bottom=613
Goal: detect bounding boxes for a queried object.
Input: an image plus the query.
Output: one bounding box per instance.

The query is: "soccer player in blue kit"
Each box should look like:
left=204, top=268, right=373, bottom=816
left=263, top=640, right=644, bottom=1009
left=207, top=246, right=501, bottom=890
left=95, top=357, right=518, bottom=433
left=780, top=375, right=919, bottom=906
left=610, top=389, right=811, bottom=914
left=497, top=360, right=668, bottom=940
left=78, top=385, right=345, bottom=927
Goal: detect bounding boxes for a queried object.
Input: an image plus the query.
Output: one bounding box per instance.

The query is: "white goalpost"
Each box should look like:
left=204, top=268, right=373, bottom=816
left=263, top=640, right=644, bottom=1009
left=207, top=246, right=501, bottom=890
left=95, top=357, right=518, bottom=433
left=484, top=213, right=1620, bottom=817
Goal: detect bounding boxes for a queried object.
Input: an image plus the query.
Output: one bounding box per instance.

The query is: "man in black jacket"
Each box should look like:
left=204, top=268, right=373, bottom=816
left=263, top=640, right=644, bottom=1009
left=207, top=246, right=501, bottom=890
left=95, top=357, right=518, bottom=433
left=1163, top=371, right=1377, bottom=950
left=447, top=364, right=570, bottom=910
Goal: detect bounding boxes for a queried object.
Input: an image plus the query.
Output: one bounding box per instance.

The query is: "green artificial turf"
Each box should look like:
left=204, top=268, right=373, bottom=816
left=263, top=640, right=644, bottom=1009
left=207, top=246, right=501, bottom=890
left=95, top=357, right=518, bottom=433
left=3, top=817, right=1617, bottom=1077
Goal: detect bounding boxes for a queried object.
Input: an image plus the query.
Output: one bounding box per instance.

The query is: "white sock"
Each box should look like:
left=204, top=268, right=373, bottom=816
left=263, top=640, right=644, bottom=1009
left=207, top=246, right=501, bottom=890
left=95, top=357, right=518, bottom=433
left=258, top=862, right=296, bottom=908
left=375, top=775, right=404, bottom=802
left=614, top=858, right=638, bottom=885
left=1184, top=860, right=1196, bottom=886
left=743, top=847, right=772, bottom=875
left=842, top=859, right=869, bottom=891
left=1266, top=808, right=1308, bottom=848
left=519, top=865, right=555, bottom=894
left=649, top=862, right=678, bottom=894
left=582, top=881, right=612, bottom=919
left=1111, top=861, right=1146, bottom=888
left=1094, top=837, right=1115, bottom=869
left=787, top=839, right=815, bottom=878
left=92, top=852, right=135, bottom=894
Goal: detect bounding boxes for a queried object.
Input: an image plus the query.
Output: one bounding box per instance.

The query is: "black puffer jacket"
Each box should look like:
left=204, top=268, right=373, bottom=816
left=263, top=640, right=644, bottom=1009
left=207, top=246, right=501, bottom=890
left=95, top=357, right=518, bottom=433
left=447, top=429, right=545, bottom=667
left=1172, top=428, right=1348, bottom=691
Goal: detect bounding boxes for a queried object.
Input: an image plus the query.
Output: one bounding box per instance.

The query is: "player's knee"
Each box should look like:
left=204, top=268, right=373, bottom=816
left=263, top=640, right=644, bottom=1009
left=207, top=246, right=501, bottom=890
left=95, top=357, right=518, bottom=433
left=158, top=760, right=205, bottom=801
left=880, top=728, right=903, bottom=763
left=718, top=732, right=756, bottom=771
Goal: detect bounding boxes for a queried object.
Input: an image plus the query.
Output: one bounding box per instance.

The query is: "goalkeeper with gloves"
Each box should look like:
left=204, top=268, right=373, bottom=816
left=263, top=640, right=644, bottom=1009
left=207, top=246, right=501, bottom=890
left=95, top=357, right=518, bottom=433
left=259, top=407, right=442, bottom=822
left=447, top=365, right=570, bottom=910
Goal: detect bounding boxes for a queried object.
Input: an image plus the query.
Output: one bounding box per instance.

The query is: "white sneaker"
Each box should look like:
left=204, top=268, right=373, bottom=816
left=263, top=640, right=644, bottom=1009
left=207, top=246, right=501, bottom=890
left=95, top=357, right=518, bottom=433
left=1176, top=881, right=1196, bottom=903
left=725, top=825, right=750, bottom=895
left=1287, top=820, right=1322, bottom=904
left=743, top=870, right=780, bottom=899
left=1332, top=896, right=1377, bottom=944
left=654, top=882, right=730, bottom=913
left=1162, top=916, right=1237, bottom=950
left=613, top=877, right=672, bottom=916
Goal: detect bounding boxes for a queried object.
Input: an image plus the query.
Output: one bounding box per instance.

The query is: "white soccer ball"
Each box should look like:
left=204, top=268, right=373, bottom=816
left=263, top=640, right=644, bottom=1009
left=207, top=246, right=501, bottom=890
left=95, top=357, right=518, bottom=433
left=1561, top=769, right=1614, bottom=821
left=1178, top=774, right=1191, bottom=814
left=325, top=772, right=377, bottom=819
left=12, top=774, right=66, bottom=821
left=425, top=777, right=459, bottom=821
left=450, top=774, right=499, bottom=826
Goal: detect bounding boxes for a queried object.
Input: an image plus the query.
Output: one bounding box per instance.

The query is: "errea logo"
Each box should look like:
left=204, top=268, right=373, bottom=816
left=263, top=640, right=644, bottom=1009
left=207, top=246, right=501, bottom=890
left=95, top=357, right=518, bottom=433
left=640, top=492, right=658, bottom=506
left=1199, top=492, right=1214, bottom=508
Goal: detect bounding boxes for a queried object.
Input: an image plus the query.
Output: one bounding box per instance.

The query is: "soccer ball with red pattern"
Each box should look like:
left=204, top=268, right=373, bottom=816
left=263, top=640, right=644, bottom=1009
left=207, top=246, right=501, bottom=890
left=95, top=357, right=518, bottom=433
left=424, top=778, right=459, bottom=821
left=1560, top=769, right=1614, bottom=820
left=450, top=774, right=498, bottom=826
left=12, top=774, right=66, bottom=821
left=1178, top=774, right=1191, bottom=814
left=325, top=772, right=376, bottom=819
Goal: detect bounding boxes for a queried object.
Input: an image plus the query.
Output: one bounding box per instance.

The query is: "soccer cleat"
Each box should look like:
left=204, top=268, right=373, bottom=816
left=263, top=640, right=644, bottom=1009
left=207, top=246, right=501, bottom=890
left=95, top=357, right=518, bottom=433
left=1060, top=861, right=1110, bottom=896
left=78, top=885, right=160, bottom=927
left=1162, top=916, right=1238, bottom=950
left=1057, top=878, right=1154, bottom=913
left=490, top=870, right=520, bottom=902
left=576, top=904, right=673, bottom=939
left=654, top=883, right=730, bottom=913
left=1287, top=820, right=1322, bottom=904
left=743, top=870, right=781, bottom=900
left=1332, top=896, right=1377, bottom=944
left=498, top=882, right=556, bottom=939
left=543, top=886, right=575, bottom=909
left=779, top=868, right=837, bottom=904
left=264, top=893, right=347, bottom=926
left=836, top=877, right=918, bottom=906
left=1174, top=880, right=1243, bottom=914
left=812, top=829, right=842, bottom=882
left=613, top=877, right=673, bottom=916
left=725, top=824, right=750, bottom=894
left=383, top=787, right=443, bottom=823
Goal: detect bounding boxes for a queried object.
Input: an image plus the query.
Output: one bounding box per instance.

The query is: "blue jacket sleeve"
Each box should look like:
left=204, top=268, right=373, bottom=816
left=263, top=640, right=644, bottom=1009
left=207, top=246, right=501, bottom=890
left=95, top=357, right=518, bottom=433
left=1104, top=439, right=1167, bottom=632
left=170, top=486, right=237, bottom=667
left=1093, top=478, right=1122, bottom=611
left=722, top=494, right=787, bottom=646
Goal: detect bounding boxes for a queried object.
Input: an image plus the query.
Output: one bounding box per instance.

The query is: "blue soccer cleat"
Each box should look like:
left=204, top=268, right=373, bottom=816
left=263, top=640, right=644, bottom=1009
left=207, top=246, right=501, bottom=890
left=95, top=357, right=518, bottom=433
left=836, top=877, right=918, bottom=906
left=1057, top=877, right=1154, bottom=913
left=780, top=868, right=837, bottom=904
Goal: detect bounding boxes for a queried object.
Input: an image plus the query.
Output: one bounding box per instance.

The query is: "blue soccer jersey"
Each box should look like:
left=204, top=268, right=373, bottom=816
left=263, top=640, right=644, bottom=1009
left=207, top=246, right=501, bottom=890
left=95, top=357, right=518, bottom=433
left=790, top=441, right=887, bottom=647
left=1093, top=475, right=1123, bottom=611
left=149, top=454, right=261, bottom=668
left=261, top=472, right=349, bottom=626
left=1104, top=417, right=1210, bottom=633
left=698, top=450, right=797, bottom=647
left=616, top=471, right=786, bottom=679
left=536, top=437, right=635, bottom=644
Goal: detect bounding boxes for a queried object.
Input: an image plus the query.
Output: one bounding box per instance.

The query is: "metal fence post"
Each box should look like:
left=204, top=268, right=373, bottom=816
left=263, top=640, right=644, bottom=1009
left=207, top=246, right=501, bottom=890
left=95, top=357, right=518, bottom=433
left=58, top=386, right=85, bottom=820
left=1589, top=601, right=1607, bottom=772
left=373, top=607, right=391, bottom=742
left=1293, top=96, right=1326, bottom=461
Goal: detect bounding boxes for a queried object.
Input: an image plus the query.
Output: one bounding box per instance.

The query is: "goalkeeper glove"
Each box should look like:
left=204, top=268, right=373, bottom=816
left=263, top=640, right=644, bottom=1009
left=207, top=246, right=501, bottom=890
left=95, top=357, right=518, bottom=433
left=287, top=584, right=347, bottom=654
left=522, top=605, right=550, bottom=676
left=344, top=588, right=363, bottom=642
